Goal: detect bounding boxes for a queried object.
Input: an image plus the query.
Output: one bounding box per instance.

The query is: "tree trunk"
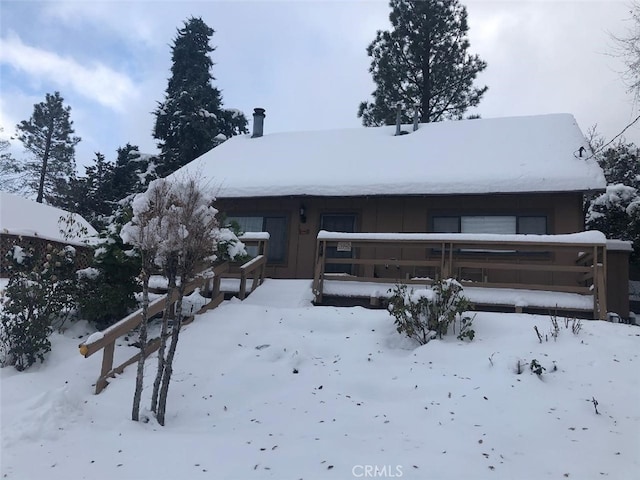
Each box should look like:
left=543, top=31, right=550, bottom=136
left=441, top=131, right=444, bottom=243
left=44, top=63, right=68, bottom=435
left=156, top=284, right=185, bottom=426
left=150, top=275, right=176, bottom=413
left=420, top=6, right=432, bottom=123
left=36, top=125, right=53, bottom=203
left=131, top=268, right=150, bottom=422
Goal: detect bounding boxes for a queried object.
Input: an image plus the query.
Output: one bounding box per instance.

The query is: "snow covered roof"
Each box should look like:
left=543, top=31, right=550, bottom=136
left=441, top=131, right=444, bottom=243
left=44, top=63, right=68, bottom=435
left=317, top=230, right=608, bottom=246
left=0, top=192, right=97, bottom=246
left=170, top=113, right=606, bottom=198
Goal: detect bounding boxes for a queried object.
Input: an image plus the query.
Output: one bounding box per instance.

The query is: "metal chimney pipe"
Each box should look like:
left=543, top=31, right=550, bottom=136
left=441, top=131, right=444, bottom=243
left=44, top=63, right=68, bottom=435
left=252, top=108, right=266, bottom=138
left=413, top=104, right=420, bottom=131
left=394, top=103, right=402, bottom=136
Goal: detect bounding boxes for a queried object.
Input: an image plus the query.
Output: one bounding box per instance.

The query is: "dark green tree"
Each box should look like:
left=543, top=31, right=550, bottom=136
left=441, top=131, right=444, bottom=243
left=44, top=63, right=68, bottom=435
left=585, top=139, right=640, bottom=268
left=77, top=226, right=140, bottom=330
left=358, top=0, right=488, bottom=126
left=15, top=92, right=80, bottom=204
left=111, top=144, right=157, bottom=202
left=153, top=17, right=248, bottom=176
left=65, top=152, right=117, bottom=230
left=598, top=141, right=640, bottom=189
left=0, top=127, right=20, bottom=192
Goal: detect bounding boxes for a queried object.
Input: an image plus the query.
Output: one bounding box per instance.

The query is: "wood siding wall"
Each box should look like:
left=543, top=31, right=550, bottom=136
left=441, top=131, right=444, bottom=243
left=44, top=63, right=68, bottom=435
left=216, top=192, right=587, bottom=279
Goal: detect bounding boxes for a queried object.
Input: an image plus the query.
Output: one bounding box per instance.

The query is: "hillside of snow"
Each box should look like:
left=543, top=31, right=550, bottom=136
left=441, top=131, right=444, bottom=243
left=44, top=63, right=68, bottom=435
left=1, top=280, right=639, bottom=480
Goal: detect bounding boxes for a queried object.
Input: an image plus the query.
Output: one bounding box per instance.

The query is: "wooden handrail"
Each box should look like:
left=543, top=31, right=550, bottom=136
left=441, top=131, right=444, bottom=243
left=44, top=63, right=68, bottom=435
left=239, top=255, right=266, bottom=300
left=79, top=232, right=272, bottom=394
left=313, top=233, right=608, bottom=319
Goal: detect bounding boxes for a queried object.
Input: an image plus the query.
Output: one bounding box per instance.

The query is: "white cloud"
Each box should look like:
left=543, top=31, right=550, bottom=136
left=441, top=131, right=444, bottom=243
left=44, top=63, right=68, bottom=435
left=0, top=33, right=139, bottom=111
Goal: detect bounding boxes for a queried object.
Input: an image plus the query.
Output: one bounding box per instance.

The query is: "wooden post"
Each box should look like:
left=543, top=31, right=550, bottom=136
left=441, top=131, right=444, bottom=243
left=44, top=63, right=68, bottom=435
left=312, top=239, right=325, bottom=303
left=96, top=341, right=115, bottom=394
left=597, top=265, right=607, bottom=320
left=239, top=268, right=247, bottom=300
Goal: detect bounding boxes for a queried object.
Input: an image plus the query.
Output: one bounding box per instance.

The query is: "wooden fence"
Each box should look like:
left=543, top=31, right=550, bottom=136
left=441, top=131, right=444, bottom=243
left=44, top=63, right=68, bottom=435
left=79, top=233, right=269, bottom=394
left=312, top=231, right=607, bottom=319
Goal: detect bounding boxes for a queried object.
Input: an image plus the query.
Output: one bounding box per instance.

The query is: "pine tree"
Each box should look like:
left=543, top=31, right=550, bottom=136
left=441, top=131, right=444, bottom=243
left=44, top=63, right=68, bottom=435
left=585, top=139, right=640, bottom=268
left=15, top=92, right=80, bottom=204
left=0, top=128, right=19, bottom=192
left=358, top=0, right=487, bottom=126
left=153, top=17, right=248, bottom=176
left=598, top=141, right=640, bottom=189
left=67, top=152, right=116, bottom=230
left=111, top=144, right=157, bottom=202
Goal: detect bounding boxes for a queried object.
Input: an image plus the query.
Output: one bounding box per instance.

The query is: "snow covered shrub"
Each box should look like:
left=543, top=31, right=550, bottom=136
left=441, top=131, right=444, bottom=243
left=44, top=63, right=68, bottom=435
left=530, top=359, right=545, bottom=376
left=214, top=226, right=247, bottom=263
left=586, top=183, right=640, bottom=267
left=387, top=279, right=472, bottom=345
left=0, top=243, right=78, bottom=370
left=457, top=314, right=476, bottom=341
left=76, top=227, right=140, bottom=329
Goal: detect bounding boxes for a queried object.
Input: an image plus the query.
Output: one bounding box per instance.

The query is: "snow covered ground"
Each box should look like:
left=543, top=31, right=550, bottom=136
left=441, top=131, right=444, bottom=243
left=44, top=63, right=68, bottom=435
left=1, top=279, right=639, bottom=480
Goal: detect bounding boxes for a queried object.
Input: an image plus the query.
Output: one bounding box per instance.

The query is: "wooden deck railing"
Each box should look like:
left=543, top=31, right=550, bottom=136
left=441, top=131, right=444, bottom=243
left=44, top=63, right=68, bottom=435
left=79, top=232, right=270, bottom=394
left=79, top=262, right=228, bottom=394
left=232, top=232, right=269, bottom=299
left=312, top=231, right=608, bottom=319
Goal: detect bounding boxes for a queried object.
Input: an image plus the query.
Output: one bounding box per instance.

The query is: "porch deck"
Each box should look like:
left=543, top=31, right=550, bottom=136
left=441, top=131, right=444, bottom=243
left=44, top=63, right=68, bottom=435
left=320, top=278, right=594, bottom=317
left=312, top=231, right=608, bottom=319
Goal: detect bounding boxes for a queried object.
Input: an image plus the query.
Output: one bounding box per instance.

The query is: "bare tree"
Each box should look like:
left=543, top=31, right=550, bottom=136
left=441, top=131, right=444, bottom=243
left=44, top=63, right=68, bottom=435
left=120, top=179, right=172, bottom=422
left=155, top=177, right=219, bottom=426
left=614, top=1, right=640, bottom=103
left=122, top=175, right=234, bottom=426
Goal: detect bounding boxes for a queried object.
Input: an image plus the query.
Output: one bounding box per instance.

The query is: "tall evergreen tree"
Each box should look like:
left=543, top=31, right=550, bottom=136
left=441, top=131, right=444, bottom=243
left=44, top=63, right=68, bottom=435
left=15, top=92, right=80, bottom=204
left=153, top=17, right=248, bottom=176
left=66, top=152, right=116, bottom=230
left=585, top=139, right=640, bottom=268
left=111, top=144, right=157, bottom=202
left=358, top=0, right=487, bottom=126
left=0, top=127, right=19, bottom=193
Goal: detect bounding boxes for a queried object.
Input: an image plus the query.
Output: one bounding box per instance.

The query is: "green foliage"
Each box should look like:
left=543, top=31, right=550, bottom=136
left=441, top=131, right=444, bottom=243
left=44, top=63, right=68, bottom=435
left=111, top=144, right=157, bottom=202
left=65, top=145, right=157, bottom=232
left=358, top=0, right=487, bottom=126
left=77, top=206, right=141, bottom=330
left=0, top=127, right=19, bottom=193
left=153, top=17, right=248, bottom=176
left=387, top=279, right=472, bottom=344
left=0, top=243, right=78, bottom=371
left=15, top=91, right=80, bottom=205
left=215, top=217, right=250, bottom=263
left=585, top=139, right=640, bottom=268
left=457, top=314, right=475, bottom=341
left=530, top=359, right=545, bottom=376
left=65, top=152, right=115, bottom=230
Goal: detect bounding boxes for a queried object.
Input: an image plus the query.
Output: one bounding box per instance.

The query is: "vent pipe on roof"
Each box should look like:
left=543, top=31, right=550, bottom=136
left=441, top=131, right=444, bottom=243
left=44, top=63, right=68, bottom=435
left=394, top=103, right=402, bottom=136
left=413, top=104, right=420, bottom=131
left=252, top=108, right=266, bottom=138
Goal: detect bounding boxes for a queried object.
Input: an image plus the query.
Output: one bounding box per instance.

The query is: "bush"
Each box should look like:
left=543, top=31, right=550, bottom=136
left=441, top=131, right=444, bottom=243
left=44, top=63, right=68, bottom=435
left=77, top=231, right=140, bottom=329
left=0, top=243, right=78, bottom=370
left=387, top=279, right=473, bottom=345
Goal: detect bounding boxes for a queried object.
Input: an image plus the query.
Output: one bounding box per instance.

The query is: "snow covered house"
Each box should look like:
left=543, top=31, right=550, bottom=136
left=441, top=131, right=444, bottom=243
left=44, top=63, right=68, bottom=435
left=170, top=110, right=630, bottom=318
left=0, top=192, right=97, bottom=277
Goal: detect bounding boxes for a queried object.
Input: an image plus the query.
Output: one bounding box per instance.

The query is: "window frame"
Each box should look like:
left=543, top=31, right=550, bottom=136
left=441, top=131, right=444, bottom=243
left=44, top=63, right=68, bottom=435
left=431, top=214, right=548, bottom=235
left=225, top=214, right=289, bottom=264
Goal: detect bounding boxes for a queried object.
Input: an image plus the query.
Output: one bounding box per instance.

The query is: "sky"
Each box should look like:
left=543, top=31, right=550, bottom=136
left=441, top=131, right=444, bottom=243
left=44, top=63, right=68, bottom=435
left=0, top=0, right=638, bottom=172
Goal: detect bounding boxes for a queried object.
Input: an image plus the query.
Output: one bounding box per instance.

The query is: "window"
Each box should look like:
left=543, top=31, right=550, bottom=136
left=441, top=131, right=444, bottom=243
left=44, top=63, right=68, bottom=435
left=518, top=216, right=547, bottom=235
left=227, top=215, right=288, bottom=263
left=432, top=215, right=547, bottom=235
